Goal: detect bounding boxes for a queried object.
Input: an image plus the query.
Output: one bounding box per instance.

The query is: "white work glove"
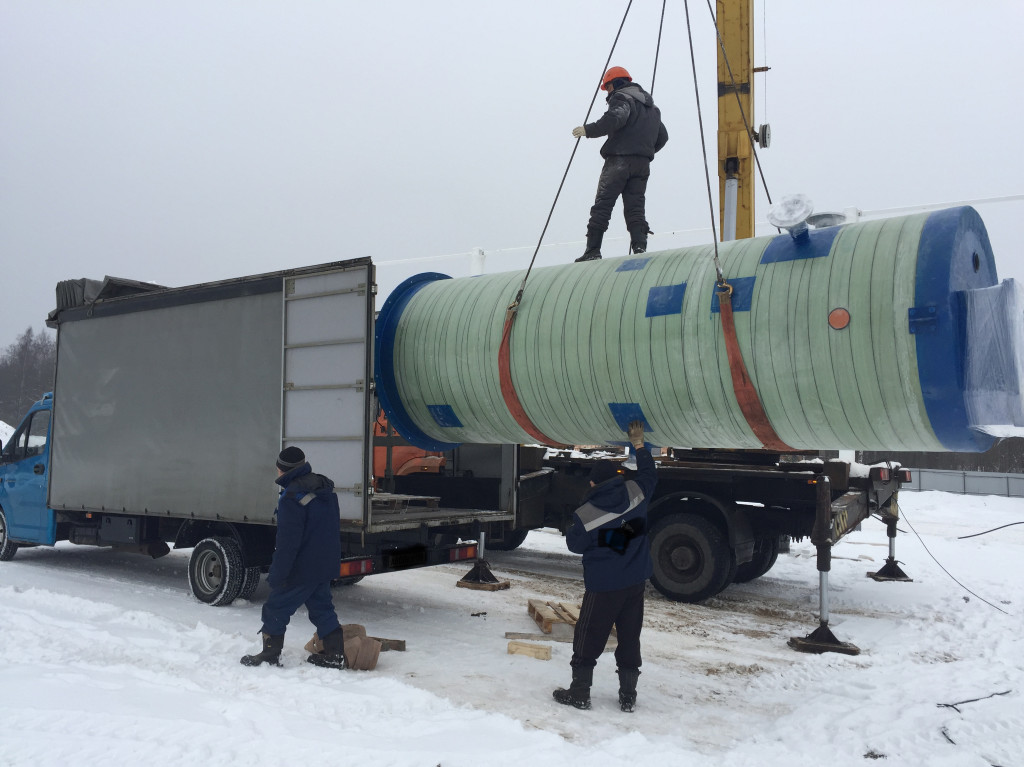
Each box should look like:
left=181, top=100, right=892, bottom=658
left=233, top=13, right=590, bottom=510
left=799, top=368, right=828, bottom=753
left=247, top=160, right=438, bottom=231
left=571, top=126, right=587, bottom=138
left=627, top=419, right=645, bottom=449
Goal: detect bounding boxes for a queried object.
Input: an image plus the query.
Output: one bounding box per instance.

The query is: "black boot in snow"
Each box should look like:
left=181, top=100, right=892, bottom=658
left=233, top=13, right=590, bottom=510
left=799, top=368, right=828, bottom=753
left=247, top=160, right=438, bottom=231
left=617, top=667, right=640, bottom=712
left=552, top=666, right=593, bottom=710
left=306, top=627, right=347, bottom=670
left=240, top=632, right=284, bottom=667
left=576, top=230, right=604, bottom=262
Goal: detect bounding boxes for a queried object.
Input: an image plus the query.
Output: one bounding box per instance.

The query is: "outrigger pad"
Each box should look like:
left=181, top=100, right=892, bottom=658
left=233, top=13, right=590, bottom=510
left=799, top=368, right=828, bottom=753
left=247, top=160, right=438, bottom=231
left=457, top=560, right=510, bottom=591
left=788, top=624, right=861, bottom=656
left=867, top=559, right=913, bottom=582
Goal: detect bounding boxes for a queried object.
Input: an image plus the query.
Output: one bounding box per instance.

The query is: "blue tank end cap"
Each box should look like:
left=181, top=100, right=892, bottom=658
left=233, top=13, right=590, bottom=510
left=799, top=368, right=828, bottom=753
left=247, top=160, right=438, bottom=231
left=914, top=206, right=998, bottom=452
left=374, top=273, right=462, bottom=452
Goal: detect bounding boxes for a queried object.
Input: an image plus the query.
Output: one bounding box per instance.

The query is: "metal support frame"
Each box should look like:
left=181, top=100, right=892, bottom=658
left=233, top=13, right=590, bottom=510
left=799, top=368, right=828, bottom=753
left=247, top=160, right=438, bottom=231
left=457, top=531, right=510, bottom=591
left=789, top=476, right=861, bottom=655
left=868, top=508, right=913, bottom=582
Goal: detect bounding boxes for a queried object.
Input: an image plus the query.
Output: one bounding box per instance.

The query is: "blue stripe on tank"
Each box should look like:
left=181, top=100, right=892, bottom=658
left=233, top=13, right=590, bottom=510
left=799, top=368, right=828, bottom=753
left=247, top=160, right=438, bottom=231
left=913, top=206, right=996, bottom=452
left=607, top=403, right=653, bottom=434
left=710, top=275, right=756, bottom=312
left=427, top=404, right=463, bottom=428
left=617, top=257, right=651, bottom=272
left=759, top=226, right=839, bottom=264
left=646, top=282, right=686, bottom=317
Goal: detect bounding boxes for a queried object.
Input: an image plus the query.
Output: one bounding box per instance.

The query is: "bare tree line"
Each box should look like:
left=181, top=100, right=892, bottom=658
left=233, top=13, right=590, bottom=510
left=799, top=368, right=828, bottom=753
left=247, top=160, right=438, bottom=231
left=0, top=327, right=56, bottom=428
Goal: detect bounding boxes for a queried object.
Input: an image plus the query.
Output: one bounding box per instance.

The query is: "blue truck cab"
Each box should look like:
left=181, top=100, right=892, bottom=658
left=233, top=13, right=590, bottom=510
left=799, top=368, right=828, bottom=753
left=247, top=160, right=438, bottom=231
left=0, top=392, right=57, bottom=556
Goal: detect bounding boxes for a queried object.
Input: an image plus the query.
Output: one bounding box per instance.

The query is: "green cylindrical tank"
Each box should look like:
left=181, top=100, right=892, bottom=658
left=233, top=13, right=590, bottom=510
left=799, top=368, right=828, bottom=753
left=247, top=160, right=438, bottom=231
left=375, top=207, right=1020, bottom=453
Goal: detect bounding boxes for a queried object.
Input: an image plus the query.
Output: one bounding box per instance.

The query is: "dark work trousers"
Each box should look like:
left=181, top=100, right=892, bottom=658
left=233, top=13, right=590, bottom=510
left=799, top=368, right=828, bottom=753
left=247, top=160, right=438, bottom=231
left=260, top=581, right=341, bottom=637
left=586, top=155, right=652, bottom=235
left=570, top=581, right=645, bottom=671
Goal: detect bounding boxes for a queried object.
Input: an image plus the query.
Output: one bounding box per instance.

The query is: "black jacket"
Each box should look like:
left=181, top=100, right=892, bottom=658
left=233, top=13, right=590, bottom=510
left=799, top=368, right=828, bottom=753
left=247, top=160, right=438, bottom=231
left=566, top=448, right=657, bottom=591
left=584, top=83, right=668, bottom=160
left=268, top=463, right=342, bottom=589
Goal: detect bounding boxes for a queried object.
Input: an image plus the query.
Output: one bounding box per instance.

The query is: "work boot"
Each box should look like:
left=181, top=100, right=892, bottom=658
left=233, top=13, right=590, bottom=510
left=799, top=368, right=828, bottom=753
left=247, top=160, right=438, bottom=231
left=628, top=225, right=649, bottom=255
left=575, top=230, right=603, bottom=262
left=306, top=627, right=347, bottom=670
left=240, top=632, right=284, bottom=667
left=552, top=666, right=593, bottom=710
left=617, top=667, right=640, bottom=712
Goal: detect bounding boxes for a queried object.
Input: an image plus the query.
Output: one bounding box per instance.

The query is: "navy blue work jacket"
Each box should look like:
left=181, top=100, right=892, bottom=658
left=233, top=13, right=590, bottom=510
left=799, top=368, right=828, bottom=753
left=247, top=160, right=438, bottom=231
left=267, top=463, right=342, bottom=590
left=566, top=448, right=657, bottom=592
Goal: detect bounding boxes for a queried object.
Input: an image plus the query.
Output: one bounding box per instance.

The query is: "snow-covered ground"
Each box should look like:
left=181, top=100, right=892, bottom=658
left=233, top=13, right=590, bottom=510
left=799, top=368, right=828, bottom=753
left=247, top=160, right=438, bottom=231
left=1, top=491, right=1021, bottom=766
left=0, top=420, right=13, bottom=445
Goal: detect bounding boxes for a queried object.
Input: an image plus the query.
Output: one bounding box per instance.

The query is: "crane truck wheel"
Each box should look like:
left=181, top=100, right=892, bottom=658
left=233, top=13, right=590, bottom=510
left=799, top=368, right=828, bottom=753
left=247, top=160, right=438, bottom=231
left=733, top=534, right=781, bottom=584
left=0, top=507, right=19, bottom=562
left=188, top=537, right=245, bottom=606
left=648, top=512, right=732, bottom=602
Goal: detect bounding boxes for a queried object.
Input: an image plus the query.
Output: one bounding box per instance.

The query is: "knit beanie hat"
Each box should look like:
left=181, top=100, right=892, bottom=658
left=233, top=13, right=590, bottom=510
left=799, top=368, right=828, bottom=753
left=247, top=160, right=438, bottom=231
left=588, top=460, right=620, bottom=485
left=276, top=446, right=306, bottom=473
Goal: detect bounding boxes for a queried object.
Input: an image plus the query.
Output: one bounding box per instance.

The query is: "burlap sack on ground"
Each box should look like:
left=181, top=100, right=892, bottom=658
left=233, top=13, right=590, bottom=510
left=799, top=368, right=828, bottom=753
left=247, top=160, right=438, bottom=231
left=304, top=624, right=381, bottom=670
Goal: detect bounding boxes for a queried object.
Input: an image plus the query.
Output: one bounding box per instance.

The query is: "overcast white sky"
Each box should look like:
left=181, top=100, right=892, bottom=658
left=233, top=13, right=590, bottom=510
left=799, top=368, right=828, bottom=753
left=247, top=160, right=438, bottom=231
left=2, top=0, right=1022, bottom=351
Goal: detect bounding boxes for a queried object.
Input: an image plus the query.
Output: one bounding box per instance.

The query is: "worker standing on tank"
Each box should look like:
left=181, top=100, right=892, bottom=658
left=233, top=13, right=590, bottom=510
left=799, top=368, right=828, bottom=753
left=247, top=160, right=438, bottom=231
left=553, top=420, right=657, bottom=712
left=571, top=66, right=669, bottom=262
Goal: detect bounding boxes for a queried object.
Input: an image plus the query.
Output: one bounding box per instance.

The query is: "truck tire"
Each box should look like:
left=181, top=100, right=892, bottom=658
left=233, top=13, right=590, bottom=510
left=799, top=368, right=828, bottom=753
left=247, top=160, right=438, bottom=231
left=237, top=566, right=262, bottom=600
left=0, top=507, right=19, bottom=562
left=188, top=537, right=244, bottom=606
left=649, top=513, right=732, bottom=602
left=733, top=535, right=781, bottom=584
left=487, top=525, right=530, bottom=552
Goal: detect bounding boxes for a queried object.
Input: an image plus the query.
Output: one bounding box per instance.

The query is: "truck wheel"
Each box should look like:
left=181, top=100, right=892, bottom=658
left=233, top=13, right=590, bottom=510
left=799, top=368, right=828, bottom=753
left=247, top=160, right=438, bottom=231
left=733, top=535, right=781, bottom=584
left=0, top=507, right=19, bottom=562
left=237, top=566, right=262, bottom=600
left=649, top=513, right=732, bottom=602
left=486, top=526, right=530, bottom=552
left=188, top=537, right=244, bottom=606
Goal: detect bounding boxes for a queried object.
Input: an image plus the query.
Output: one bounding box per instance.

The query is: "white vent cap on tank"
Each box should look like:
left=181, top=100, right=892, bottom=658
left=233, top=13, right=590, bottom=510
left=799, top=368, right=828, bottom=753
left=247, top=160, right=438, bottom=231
left=767, top=194, right=814, bottom=239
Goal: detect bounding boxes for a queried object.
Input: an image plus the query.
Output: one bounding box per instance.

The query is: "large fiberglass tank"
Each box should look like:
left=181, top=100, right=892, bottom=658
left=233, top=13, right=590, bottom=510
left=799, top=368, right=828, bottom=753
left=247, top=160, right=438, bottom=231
left=375, top=206, right=1024, bottom=453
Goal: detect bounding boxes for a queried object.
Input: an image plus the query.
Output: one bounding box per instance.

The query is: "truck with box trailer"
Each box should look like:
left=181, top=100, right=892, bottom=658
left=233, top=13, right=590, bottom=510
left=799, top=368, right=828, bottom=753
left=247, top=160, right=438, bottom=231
left=0, top=258, right=526, bottom=605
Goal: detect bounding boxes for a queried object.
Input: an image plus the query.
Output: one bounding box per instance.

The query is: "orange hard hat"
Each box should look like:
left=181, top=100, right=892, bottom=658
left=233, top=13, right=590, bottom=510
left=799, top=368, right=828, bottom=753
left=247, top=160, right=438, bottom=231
left=601, top=66, right=632, bottom=90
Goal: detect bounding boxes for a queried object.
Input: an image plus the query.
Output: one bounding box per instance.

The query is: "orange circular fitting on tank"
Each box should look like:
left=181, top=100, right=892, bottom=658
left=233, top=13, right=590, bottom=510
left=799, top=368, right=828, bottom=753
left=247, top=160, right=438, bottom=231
left=828, top=308, right=851, bottom=330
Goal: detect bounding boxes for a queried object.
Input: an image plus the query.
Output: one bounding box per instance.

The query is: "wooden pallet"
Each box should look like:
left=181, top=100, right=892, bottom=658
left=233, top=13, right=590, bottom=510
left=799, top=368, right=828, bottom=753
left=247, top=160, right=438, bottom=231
left=527, top=599, right=618, bottom=641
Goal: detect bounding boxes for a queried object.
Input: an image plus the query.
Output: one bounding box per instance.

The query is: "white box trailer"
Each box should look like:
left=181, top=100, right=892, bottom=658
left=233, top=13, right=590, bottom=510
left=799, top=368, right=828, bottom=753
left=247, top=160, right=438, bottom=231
left=1, top=258, right=518, bottom=604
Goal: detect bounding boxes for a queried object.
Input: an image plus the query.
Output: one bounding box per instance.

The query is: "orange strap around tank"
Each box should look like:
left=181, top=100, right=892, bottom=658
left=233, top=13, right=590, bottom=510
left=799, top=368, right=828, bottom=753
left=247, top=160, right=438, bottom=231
left=716, top=284, right=793, bottom=452
left=498, top=306, right=567, bottom=447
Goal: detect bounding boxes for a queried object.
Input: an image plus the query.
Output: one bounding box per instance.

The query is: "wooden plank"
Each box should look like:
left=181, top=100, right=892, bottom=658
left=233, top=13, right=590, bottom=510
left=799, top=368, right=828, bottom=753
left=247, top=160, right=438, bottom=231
left=557, top=602, right=580, bottom=623
left=505, top=631, right=573, bottom=644
left=507, top=640, right=551, bottom=660
left=504, top=631, right=617, bottom=652
left=457, top=579, right=509, bottom=591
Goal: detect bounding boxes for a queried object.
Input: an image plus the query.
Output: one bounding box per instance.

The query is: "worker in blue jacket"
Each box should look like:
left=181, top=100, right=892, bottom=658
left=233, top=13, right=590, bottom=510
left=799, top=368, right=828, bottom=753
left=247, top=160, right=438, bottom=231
left=553, top=420, right=657, bottom=712
left=241, top=447, right=346, bottom=669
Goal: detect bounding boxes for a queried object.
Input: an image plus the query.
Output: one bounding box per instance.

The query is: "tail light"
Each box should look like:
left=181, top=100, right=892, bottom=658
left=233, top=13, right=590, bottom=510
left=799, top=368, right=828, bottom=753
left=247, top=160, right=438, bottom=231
left=869, top=466, right=891, bottom=482
left=338, top=558, right=374, bottom=578
left=449, top=544, right=477, bottom=562
left=899, top=469, right=912, bottom=483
